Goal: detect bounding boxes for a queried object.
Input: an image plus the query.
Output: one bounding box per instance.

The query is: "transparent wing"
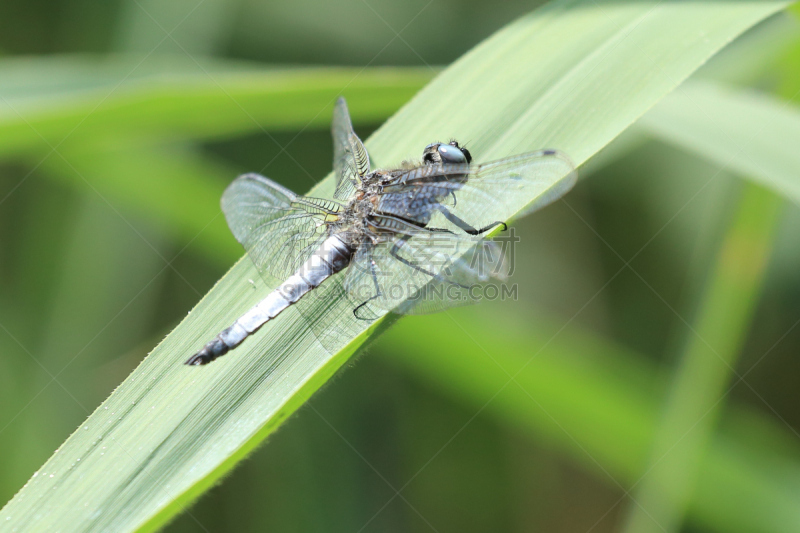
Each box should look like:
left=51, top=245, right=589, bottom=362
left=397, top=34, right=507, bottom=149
left=393, top=239, right=510, bottom=315
left=294, top=225, right=510, bottom=352
left=338, top=150, right=575, bottom=318
left=380, top=149, right=576, bottom=232
left=341, top=216, right=508, bottom=318
left=222, top=173, right=339, bottom=281
left=332, top=97, right=370, bottom=200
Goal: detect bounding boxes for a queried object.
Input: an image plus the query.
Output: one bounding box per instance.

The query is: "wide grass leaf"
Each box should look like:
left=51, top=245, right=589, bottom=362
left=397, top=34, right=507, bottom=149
left=0, top=1, right=790, bottom=532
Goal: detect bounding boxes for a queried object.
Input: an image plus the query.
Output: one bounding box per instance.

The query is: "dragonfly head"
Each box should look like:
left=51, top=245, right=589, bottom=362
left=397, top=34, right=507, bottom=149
left=422, top=140, right=472, bottom=165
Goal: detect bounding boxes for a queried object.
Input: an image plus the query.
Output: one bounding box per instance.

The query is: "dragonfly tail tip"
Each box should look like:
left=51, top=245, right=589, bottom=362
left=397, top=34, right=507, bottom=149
left=185, top=338, right=230, bottom=366
left=184, top=352, right=208, bottom=366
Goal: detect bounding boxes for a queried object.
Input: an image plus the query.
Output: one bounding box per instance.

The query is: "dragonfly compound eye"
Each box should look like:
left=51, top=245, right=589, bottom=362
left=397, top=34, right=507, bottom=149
left=437, top=143, right=470, bottom=164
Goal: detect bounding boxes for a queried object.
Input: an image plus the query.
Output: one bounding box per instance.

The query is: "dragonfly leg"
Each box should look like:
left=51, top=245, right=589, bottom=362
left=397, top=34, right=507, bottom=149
left=425, top=226, right=455, bottom=233
left=390, top=234, right=439, bottom=279
left=390, top=236, right=471, bottom=291
left=433, top=204, right=507, bottom=235
left=353, top=254, right=383, bottom=320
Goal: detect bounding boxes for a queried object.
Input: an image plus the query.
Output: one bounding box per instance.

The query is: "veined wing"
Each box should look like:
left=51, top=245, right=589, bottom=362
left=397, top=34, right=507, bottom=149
left=342, top=216, right=506, bottom=318
left=392, top=239, right=509, bottom=315
left=293, top=238, right=496, bottom=352
left=381, top=149, right=576, bottom=231
left=297, top=215, right=511, bottom=349
left=332, top=97, right=370, bottom=200
left=222, top=173, right=342, bottom=281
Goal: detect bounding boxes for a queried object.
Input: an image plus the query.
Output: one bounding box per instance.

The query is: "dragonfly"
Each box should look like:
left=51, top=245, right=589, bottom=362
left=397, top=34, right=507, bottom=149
left=185, top=97, right=576, bottom=365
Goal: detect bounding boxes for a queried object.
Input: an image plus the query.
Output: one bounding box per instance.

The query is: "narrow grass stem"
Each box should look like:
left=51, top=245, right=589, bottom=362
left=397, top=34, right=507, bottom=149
left=621, top=183, right=783, bottom=533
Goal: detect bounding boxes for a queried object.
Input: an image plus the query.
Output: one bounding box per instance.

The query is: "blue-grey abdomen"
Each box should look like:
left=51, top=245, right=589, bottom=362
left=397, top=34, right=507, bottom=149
left=186, top=234, right=353, bottom=365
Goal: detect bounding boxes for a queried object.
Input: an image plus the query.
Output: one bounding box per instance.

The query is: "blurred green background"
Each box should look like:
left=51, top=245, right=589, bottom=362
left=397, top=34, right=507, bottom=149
left=2, top=1, right=800, bottom=532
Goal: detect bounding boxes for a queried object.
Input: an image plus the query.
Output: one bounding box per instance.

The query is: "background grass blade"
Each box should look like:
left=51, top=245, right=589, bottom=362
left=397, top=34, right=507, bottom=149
left=377, top=305, right=800, bottom=533
left=34, top=145, right=243, bottom=267
left=640, top=79, right=800, bottom=204
left=0, top=1, right=791, bottom=532
left=0, top=59, right=432, bottom=156
left=621, top=183, right=783, bottom=533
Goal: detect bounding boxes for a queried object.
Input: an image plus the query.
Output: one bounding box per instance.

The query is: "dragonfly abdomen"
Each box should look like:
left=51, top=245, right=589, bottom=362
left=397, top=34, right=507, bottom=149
left=185, top=235, right=353, bottom=365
